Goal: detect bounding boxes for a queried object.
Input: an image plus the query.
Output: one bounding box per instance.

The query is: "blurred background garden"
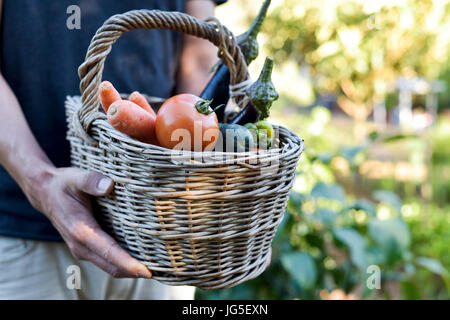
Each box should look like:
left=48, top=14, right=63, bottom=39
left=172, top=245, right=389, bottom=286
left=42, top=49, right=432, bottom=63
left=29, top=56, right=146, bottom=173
left=196, top=0, right=450, bottom=300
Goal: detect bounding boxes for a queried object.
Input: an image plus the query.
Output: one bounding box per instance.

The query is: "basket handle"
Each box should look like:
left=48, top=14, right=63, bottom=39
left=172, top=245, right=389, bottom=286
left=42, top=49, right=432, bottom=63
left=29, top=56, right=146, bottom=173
left=78, top=9, right=250, bottom=132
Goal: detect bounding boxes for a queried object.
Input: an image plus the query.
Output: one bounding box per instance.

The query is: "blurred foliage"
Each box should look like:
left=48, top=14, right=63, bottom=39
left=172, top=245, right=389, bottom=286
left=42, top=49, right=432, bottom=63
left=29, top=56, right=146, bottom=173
left=403, top=200, right=450, bottom=299
left=256, top=0, right=450, bottom=120
left=431, top=117, right=450, bottom=204
left=196, top=107, right=449, bottom=300
left=204, top=0, right=450, bottom=300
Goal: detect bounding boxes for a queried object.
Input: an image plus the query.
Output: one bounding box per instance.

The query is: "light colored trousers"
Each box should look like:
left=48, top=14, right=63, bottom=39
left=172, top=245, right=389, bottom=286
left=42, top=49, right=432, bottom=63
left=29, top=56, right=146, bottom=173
left=0, top=235, right=195, bottom=300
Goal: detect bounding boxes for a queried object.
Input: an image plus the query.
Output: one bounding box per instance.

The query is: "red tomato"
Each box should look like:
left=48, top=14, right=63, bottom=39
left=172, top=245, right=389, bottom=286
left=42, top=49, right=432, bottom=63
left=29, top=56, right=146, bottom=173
left=155, top=94, right=220, bottom=151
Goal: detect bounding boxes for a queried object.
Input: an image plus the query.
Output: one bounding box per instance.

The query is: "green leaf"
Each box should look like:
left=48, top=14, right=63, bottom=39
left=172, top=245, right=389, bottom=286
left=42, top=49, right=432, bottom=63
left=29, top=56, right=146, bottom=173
left=281, top=252, right=317, bottom=290
left=289, top=191, right=308, bottom=214
left=348, top=199, right=376, bottom=216
left=273, top=211, right=291, bottom=245
left=317, top=153, right=333, bottom=164
left=309, top=152, right=333, bottom=164
left=368, top=218, right=410, bottom=264
left=311, top=182, right=346, bottom=203
left=365, top=246, right=385, bottom=265
left=334, top=227, right=367, bottom=271
left=381, top=134, right=419, bottom=143
left=401, top=281, right=422, bottom=300
left=314, top=208, right=337, bottom=227
left=290, top=191, right=308, bottom=205
left=373, top=190, right=402, bottom=212
left=340, top=145, right=366, bottom=162
left=368, top=130, right=379, bottom=141
left=416, top=257, right=448, bottom=276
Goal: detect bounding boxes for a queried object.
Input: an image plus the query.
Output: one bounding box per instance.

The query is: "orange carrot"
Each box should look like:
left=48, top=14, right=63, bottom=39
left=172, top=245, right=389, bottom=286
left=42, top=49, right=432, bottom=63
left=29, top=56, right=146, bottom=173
left=99, top=81, right=121, bottom=113
left=107, top=100, right=157, bottom=145
left=129, top=91, right=156, bottom=117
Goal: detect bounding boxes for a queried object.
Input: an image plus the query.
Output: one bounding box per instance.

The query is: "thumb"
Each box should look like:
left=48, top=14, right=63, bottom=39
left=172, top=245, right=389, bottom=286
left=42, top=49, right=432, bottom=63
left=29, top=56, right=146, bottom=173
left=69, top=168, right=114, bottom=196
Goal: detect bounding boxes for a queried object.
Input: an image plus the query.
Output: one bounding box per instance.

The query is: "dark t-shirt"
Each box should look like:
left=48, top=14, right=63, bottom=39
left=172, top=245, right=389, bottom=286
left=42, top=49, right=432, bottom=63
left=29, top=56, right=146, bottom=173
left=0, top=0, right=226, bottom=241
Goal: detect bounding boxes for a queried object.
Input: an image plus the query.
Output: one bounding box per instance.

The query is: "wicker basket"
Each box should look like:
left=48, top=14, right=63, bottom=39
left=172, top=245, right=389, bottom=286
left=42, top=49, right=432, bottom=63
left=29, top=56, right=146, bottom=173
left=65, top=10, right=304, bottom=290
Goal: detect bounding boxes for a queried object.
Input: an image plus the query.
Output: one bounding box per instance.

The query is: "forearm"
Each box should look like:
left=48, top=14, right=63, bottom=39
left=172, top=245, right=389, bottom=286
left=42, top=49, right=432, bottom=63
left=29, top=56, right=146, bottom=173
left=0, top=76, right=151, bottom=278
left=176, top=0, right=218, bottom=95
left=0, top=74, right=54, bottom=208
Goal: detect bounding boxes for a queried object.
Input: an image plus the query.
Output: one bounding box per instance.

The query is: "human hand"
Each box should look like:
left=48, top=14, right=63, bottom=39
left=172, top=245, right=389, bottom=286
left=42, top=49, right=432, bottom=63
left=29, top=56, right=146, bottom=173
left=31, top=167, right=152, bottom=278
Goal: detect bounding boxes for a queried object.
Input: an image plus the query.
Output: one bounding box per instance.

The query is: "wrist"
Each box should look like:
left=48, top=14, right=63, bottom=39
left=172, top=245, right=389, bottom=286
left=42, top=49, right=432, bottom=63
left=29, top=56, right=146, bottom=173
left=21, top=161, right=57, bottom=214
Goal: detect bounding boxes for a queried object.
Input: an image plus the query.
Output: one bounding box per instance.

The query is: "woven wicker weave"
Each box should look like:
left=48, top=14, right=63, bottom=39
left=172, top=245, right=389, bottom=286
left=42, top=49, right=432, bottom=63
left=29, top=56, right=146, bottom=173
left=65, top=10, right=304, bottom=290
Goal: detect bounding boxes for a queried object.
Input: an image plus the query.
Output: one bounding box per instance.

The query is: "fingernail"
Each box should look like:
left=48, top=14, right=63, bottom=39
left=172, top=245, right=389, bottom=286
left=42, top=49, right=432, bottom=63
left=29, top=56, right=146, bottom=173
left=137, top=268, right=152, bottom=279
left=97, top=177, right=112, bottom=193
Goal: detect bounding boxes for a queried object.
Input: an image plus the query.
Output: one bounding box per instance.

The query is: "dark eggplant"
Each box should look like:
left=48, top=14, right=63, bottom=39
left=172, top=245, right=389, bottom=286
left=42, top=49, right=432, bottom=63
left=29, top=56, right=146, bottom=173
left=228, top=102, right=259, bottom=125
left=200, top=66, right=230, bottom=122
left=200, top=0, right=272, bottom=122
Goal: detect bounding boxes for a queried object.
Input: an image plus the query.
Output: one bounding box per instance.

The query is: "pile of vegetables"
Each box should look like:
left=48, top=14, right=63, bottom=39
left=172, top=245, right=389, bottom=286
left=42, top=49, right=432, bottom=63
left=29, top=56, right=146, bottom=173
left=100, top=0, right=279, bottom=153
left=100, top=82, right=218, bottom=151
